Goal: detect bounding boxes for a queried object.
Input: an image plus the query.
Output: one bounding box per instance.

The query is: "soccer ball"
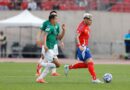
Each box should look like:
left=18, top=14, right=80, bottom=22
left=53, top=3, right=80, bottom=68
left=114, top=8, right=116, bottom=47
left=103, top=73, right=112, bottom=83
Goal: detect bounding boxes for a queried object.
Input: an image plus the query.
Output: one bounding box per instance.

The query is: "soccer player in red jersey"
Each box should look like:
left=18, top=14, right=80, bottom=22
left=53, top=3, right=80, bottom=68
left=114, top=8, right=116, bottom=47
left=64, top=13, right=103, bottom=83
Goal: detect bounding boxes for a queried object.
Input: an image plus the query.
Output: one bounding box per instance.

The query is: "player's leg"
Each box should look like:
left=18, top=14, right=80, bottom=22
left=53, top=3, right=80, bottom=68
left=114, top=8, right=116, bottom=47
left=69, top=47, right=88, bottom=69
left=50, top=44, right=60, bottom=76
left=36, top=45, right=45, bottom=76
left=64, top=47, right=88, bottom=76
left=52, top=57, right=61, bottom=68
left=36, top=61, right=56, bottom=83
left=85, top=58, right=96, bottom=80
left=36, top=66, right=49, bottom=83
left=80, top=47, right=102, bottom=83
left=36, top=55, right=43, bottom=76
left=47, top=44, right=60, bottom=76
left=64, top=47, right=103, bottom=83
left=85, top=58, right=103, bottom=83
left=68, top=61, right=88, bottom=69
left=1, top=45, right=4, bottom=57
left=64, top=61, right=88, bottom=76
left=81, top=47, right=103, bottom=83
left=51, top=57, right=61, bottom=76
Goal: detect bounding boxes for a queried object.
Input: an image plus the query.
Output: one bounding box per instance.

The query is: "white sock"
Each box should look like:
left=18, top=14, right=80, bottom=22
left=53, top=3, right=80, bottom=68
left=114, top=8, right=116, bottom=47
left=38, top=63, right=56, bottom=79
left=38, top=67, right=50, bottom=79
left=51, top=68, right=56, bottom=74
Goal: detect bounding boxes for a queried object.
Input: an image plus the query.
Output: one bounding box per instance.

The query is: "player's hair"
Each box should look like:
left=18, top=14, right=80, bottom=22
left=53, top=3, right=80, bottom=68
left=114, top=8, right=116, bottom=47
left=50, top=10, right=57, bottom=15
left=49, top=14, right=57, bottom=21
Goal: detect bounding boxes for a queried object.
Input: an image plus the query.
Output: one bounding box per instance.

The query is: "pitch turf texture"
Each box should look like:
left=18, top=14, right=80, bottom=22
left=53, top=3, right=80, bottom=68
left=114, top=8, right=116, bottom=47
left=0, top=63, right=130, bottom=90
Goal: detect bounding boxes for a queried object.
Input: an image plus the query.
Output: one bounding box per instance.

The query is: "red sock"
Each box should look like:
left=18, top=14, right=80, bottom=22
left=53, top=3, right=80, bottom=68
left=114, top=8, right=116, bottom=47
left=87, top=62, right=97, bottom=80
left=69, top=63, right=88, bottom=69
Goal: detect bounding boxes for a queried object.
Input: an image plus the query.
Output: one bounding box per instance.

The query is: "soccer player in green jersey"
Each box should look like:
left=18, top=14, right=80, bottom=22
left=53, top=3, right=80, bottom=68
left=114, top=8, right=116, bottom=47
left=36, top=11, right=65, bottom=77
left=36, top=14, right=66, bottom=83
left=36, top=11, right=62, bottom=77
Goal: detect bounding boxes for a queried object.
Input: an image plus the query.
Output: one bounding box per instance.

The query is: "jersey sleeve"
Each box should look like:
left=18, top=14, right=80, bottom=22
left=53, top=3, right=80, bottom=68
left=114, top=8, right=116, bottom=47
left=40, top=22, right=46, bottom=31
left=40, top=22, right=51, bottom=34
left=77, top=22, right=83, bottom=34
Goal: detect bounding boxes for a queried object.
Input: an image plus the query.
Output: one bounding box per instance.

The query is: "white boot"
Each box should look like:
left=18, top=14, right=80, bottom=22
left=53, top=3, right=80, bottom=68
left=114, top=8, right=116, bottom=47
left=92, top=79, right=104, bottom=84
left=64, top=65, right=69, bottom=76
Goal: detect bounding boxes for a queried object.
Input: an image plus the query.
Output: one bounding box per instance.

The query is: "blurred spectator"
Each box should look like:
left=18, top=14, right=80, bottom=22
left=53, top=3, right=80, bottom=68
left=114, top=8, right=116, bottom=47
left=0, top=5, right=8, bottom=10
left=15, top=0, right=22, bottom=10
left=124, top=30, right=130, bottom=40
left=28, top=0, right=37, bottom=10
left=77, top=0, right=88, bottom=7
left=124, top=30, right=130, bottom=55
left=21, top=0, right=28, bottom=10
left=8, top=1, right=15, bottom=10
left=0, top=0, right=125, bottom=11
left=35, top=0, right=41, bottom=10
left=0, top=0, right=9, bottom=10
left=0, top=31, right=7, bottom=57
left=53, top=3, right=60, bottom=10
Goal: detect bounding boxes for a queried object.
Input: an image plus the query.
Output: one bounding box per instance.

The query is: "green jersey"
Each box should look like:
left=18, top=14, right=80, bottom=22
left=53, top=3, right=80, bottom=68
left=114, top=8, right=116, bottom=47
left=40, top=20, right=60, bottom=49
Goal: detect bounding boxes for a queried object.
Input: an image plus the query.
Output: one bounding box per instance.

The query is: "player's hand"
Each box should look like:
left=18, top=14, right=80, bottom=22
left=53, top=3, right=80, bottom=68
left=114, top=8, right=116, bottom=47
left=44, top=46, right=48, bottom=52
left=60, top=41, right=64, bottom=48
left=79, top=46, right=84, bottom=51
left=62, top=24, right=66, bottom=30
left=36, top=41, right=42, bottom=47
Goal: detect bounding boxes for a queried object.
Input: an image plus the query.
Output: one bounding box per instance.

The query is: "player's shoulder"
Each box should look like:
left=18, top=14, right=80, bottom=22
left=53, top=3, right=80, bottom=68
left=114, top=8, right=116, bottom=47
left=77, top=21, right=84, bottom=29
left=43, top=20, right=49, bottom=25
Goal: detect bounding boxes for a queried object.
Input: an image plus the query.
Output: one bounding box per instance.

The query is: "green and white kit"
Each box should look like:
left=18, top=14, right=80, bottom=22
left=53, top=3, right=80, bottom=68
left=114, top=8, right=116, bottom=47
left=40, top=20, right=60, bottom=62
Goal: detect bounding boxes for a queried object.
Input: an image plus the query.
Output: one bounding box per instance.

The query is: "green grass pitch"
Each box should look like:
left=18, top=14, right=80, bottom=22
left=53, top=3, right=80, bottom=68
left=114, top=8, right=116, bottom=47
left=0, top=62, right=130, bottom=90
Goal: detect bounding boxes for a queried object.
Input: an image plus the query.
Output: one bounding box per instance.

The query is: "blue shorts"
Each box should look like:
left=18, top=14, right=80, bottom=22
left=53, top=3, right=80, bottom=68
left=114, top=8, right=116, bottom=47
left=77, top=47, right=92, bottom=61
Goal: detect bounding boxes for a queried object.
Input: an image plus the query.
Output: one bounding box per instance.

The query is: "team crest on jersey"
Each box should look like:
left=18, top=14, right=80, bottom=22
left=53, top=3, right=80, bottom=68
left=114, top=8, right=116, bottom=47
left=45, top=25, right=51, bottom=31
left=45, top=28, right=50, bottom=31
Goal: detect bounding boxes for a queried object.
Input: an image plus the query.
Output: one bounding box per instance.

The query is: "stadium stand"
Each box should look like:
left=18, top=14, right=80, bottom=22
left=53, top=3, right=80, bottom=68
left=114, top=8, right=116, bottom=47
left=0, top=0, right=130, bottom=12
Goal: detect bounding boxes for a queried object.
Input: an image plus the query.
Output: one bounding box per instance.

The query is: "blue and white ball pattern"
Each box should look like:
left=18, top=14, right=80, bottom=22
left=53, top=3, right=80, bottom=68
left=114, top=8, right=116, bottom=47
left=103, top=73, right=112, bottom=83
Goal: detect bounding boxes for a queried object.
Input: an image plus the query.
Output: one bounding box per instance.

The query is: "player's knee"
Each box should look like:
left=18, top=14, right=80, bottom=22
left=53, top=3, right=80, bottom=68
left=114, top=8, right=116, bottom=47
left=54, top=62, right=61, bottom=68
left=56, top=63, right=61, bottom=68
left=53, top=58, right=61, bottom=68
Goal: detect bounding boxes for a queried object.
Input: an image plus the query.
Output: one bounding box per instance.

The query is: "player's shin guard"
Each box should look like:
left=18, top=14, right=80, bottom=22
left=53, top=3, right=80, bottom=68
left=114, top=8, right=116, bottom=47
left=69, top=62, right=88, bottom=69
left=87, top=62, right=97, bottom=80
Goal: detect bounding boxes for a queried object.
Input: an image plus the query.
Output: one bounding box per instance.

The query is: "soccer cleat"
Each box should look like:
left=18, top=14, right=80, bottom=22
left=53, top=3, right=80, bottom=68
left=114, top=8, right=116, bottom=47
left=51, top=72, right=60, bottom=76
left=36, top=79, right=47, bottom=83
left=92, top=79, right=104, bottom=84
left=64, top=65, right=69, bottom=76
left=36, top=64, right=42, bottom=76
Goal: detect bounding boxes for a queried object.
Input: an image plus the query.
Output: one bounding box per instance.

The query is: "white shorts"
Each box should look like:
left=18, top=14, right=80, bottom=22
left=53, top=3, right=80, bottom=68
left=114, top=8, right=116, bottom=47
left=42, top=44, right=58, bottom=63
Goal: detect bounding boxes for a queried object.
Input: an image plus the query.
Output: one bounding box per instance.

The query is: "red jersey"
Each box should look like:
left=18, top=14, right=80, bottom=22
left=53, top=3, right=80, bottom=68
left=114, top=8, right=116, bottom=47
left=77, top=21, right=90, bottom=46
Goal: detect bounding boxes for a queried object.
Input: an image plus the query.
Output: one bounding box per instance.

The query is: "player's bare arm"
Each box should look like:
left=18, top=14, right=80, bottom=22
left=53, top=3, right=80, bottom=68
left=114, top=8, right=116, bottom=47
left=59, top=40, right=64, bottom=48
left=57, top=24, right=66, bottom=40
left=76, top=33, right=84, bottom=51
left=42, top=31, right=48, bottom=52
left=36, top=30, right=43, bottom=47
